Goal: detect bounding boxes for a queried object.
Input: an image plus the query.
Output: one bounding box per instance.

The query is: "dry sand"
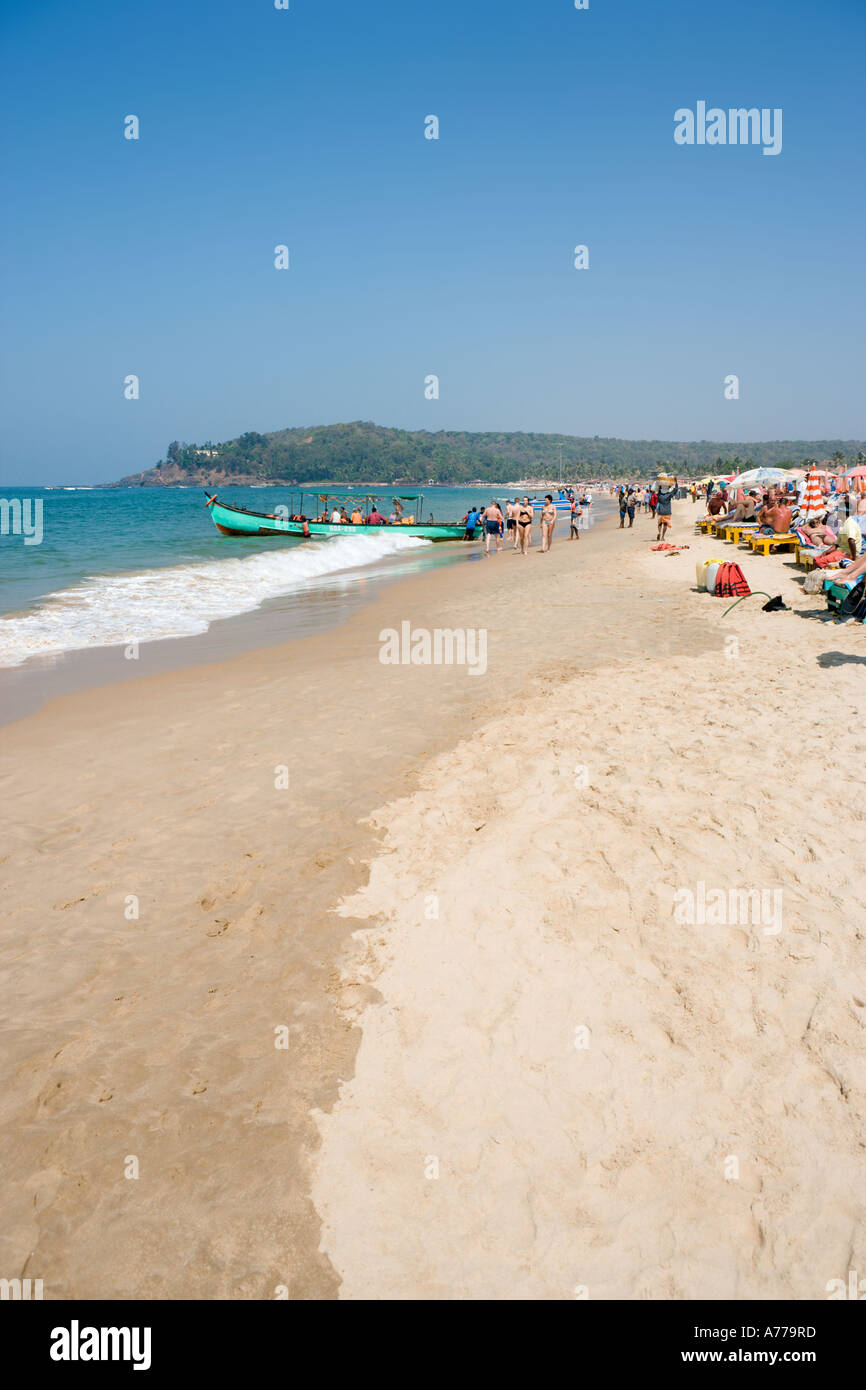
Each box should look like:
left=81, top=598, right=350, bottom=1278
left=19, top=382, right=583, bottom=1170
left=312, top=506, right=866, bottom=1300
left=1, top=502, right=863, bottom=1299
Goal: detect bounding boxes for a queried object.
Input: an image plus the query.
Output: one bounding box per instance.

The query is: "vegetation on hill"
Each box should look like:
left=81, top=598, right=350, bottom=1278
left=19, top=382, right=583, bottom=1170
left=113, top=422, right=866, bottom=487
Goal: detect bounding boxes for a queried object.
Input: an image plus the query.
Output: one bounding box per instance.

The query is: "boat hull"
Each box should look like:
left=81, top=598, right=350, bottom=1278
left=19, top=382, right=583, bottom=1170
left=207, top=499, right=476, bottom=541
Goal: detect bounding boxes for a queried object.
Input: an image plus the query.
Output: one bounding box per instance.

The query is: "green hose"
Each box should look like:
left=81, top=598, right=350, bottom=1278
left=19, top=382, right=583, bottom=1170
left=721, top=592, right=772, bottom=618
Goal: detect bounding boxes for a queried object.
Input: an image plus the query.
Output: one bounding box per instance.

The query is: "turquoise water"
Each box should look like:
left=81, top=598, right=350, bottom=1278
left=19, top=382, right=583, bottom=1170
left=0, top=484, right=584, bottom=668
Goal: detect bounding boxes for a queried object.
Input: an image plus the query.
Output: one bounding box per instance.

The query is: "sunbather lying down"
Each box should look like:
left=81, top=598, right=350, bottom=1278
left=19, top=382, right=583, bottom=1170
left=824, top=550, right=866, bottom=587
left=800, top=518, right=836, bottom=551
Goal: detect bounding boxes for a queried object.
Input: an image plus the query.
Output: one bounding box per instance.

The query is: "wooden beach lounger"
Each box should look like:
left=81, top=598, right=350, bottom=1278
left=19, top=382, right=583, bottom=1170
left=746, top=532, right=799, bottom=556
left=721, top=523, right=759, bottom=544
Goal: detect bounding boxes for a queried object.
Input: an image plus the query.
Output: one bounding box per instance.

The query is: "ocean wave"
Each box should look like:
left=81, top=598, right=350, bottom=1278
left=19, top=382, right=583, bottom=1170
left=0, top=530, right=431, bottom=668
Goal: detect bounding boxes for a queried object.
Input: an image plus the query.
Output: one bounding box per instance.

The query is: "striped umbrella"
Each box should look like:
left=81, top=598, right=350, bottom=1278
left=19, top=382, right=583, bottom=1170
left=800, top=469, right=826, bottom=520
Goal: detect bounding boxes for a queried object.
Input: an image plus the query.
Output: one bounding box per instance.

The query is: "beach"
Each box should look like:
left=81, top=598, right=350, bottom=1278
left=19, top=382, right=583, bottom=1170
left=1, top=502, right=864, bottom=1300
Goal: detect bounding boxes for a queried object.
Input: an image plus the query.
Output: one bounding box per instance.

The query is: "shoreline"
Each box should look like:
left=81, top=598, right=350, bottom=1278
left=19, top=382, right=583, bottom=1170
left=0, top=530, right=499, bottom=727
left=1, top=503, right=863, bottom=1299
left=0, top=504, right=612, bottom=726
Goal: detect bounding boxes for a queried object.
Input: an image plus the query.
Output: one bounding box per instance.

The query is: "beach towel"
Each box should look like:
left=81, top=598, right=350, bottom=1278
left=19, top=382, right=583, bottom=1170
left=814, top=548, right=846, bottom=568
left=713, top=562, right=751, bottom=598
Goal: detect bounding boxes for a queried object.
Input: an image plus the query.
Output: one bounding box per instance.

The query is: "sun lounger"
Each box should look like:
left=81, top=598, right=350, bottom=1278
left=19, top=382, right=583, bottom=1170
left=721, top=523, right=759, bottom=544
left=746, top=532, right=798, bottom=556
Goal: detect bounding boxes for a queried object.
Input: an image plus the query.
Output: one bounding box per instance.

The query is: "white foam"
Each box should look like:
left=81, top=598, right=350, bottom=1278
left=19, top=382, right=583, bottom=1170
left=0, top=531, right=431, bottom=668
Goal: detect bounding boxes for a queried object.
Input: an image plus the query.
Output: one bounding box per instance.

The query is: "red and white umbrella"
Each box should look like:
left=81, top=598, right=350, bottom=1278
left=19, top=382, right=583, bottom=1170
left=799, top=469, right=826, bottom=520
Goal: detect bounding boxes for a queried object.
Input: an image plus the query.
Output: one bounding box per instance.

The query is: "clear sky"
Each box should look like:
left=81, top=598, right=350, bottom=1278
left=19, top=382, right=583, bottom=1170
left=1, top=0, right=864, bottom=483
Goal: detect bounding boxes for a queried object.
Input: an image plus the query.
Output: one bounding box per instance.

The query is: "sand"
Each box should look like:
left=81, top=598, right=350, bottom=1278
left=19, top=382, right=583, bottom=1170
left=311, top=507, right=866, bottom=1300
left=1, top=502, right=864, bottom=1300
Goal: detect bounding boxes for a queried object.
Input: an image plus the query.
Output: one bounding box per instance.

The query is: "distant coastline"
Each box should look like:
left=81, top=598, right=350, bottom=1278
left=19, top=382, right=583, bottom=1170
left=108, top=421, right=866, bottom=490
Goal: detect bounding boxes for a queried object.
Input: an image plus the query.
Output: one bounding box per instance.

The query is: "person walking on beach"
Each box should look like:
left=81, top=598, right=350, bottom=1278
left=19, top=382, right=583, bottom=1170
left=618, top=490, right=628, bottom=528
left=540, top=495, right=557, bottom=552
left=569, top=495, right=582, bottom=540
left=626, top=490, right=637, bottom=528
left=516, top=497, right=534, bottom=555
left=506, top=499, right=519, bottom=548
left=655, top=475, right=678, bottom=541
left=482, top=501, right=504, bottom=555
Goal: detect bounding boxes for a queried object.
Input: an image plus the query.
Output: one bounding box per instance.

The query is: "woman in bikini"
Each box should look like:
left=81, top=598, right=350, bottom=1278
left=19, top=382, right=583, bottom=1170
left=540, top=495, right=557, bottom=553
left=516, top=497, right=534, bottom=555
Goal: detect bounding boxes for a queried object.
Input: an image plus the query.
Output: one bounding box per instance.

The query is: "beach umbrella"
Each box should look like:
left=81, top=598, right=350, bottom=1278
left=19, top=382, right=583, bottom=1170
left=843, top=466, right=866, bottom=479
left=726, top=467, right=792, bottom=489
left=800, top=469, right=826, bottom=521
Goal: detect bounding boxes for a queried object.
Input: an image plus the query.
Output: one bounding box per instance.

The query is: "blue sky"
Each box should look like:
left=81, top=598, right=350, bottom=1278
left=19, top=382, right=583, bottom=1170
left=1, top=0, right=864, bottom=482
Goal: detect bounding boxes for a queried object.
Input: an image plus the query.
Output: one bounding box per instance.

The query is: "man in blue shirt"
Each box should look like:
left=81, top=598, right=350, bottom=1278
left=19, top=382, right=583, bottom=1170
left=463, top=507, right=480, bottom=540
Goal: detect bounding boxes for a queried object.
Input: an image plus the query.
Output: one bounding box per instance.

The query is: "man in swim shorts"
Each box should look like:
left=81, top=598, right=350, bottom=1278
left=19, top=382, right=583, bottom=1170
left=482, top=501, right=504, bottom=554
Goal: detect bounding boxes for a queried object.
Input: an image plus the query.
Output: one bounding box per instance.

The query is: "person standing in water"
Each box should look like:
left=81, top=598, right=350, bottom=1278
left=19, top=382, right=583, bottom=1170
left=481, top=501, right=504, bottom=555
left=540, top=495, right=557, bottom=552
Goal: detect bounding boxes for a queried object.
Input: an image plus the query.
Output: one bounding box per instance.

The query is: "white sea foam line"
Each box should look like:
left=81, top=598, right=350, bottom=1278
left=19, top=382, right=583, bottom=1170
left=0, top=531, right=431, bottom=668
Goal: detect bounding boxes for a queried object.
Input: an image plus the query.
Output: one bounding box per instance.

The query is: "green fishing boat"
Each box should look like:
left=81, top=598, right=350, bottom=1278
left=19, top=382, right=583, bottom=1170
left=205, top=492, right=477, bottom=541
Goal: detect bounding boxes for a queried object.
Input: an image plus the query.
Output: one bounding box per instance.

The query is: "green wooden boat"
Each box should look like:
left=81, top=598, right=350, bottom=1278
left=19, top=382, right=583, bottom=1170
left=206, top=493, right=477, bottom=541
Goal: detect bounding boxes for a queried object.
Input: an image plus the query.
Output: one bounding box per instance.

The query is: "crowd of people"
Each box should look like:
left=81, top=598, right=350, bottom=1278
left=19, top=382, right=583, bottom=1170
left=700, top=477, right=866, bottom=564
left=460, top=489, right=592, bottom=556
left=615, top=478, right=680, bottom=541
left=316, top=499, right=404, bottom=525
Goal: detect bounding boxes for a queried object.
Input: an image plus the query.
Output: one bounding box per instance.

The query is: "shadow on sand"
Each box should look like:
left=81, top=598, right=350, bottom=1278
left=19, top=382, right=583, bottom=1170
left=816, top=651, right=866, bottom=668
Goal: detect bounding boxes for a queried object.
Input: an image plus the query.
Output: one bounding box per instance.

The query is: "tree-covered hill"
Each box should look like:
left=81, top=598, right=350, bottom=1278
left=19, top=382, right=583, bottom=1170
left=112, top=421, right=866, bottom=487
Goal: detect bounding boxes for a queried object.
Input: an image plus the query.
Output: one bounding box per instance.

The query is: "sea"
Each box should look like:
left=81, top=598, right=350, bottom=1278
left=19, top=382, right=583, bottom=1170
left=0, top=485, right=610, bottom=681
